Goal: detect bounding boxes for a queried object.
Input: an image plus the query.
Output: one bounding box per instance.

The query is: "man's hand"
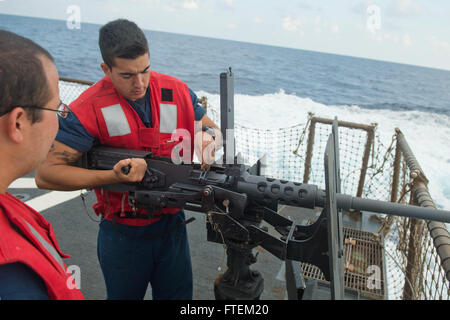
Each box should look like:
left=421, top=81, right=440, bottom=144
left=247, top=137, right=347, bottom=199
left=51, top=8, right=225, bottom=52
left=194, top=130, right=217, bottom=170
left=112, top=158, right=147, bottom=183
left=35, top=140, right=149, bottom=191
left=194, top=115, right=221, bottom=170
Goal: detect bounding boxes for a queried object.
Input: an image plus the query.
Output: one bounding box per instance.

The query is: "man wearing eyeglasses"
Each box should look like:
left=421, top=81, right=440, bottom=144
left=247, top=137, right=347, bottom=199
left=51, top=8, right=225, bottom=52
left=0, top=30, right=84, bottom=300
left=35, top=19, right=218, bottom=300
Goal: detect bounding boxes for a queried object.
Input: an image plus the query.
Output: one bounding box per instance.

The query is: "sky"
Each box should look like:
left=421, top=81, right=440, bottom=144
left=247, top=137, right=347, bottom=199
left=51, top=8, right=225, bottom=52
left=1, top=0, right=450, bottom=71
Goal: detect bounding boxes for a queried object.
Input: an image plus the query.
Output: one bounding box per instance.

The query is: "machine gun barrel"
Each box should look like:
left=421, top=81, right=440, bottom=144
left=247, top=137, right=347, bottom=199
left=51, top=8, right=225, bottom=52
left=236, top=171, right=450, bottom=223
left=335, top=194, right=450, bottom=223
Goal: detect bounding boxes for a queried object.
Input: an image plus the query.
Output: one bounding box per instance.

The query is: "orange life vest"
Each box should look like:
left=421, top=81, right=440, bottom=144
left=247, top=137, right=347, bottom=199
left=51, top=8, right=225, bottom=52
left=70, top=71, right=195, bottom=226
left=0, top=193, right=84, bottom=300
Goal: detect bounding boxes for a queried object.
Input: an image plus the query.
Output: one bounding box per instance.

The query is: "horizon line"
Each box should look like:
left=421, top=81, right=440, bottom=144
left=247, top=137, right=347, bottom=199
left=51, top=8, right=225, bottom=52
left=1, top=12, right=450, bottom=73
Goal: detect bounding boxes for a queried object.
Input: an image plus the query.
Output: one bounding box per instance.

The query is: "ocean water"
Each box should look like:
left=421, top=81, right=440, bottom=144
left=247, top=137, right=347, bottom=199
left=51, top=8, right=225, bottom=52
left=1, top=14, right=449, bottom=210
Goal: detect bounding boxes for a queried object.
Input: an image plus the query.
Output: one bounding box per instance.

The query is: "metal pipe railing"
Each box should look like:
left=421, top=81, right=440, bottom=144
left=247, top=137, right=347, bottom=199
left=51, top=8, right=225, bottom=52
left=395, top=128, right=450, bottom=284
left=59, top=77, right=94, bottom=86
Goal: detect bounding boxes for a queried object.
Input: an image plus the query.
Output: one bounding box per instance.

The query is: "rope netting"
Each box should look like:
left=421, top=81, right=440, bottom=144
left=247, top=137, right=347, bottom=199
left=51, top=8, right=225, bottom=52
left=203, top=96, right=449, bottom=300
left=59, top=80, right=449, bottom=300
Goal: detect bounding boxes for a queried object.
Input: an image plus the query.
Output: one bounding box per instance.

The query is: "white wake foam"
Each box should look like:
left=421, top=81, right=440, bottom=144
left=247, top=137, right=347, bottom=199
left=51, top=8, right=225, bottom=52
left=197, top=89, right=450, bottom=211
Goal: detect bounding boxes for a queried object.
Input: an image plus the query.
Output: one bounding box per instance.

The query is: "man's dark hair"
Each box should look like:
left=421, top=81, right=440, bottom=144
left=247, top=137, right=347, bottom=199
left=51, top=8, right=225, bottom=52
left=0, top=30, right=55, bottom=123
left=99, top=19, right=149, bottom=68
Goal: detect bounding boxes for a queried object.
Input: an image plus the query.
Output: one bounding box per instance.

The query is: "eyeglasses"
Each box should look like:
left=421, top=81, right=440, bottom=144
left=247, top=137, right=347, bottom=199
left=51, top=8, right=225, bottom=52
left=0, top=101, right=71, bottom=119
left=22, top=101, right=71, bottom=119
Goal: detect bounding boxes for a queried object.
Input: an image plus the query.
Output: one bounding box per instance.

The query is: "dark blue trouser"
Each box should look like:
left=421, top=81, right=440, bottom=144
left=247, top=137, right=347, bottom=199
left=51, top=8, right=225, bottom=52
left=97, top=211, right=193, bottom=300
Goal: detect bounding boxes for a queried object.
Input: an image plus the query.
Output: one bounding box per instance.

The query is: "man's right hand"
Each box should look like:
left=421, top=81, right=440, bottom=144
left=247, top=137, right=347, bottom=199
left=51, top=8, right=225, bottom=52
left=35, top=141, right=148, bottom=191
left=112, top=158, right=147, bottom=183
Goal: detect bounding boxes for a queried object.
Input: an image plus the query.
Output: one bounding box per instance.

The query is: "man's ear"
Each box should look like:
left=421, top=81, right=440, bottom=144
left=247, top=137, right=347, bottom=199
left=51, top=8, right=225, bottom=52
left=100, top=63, right=111, bottom=78
left=7, top=108, right=29, bottom=144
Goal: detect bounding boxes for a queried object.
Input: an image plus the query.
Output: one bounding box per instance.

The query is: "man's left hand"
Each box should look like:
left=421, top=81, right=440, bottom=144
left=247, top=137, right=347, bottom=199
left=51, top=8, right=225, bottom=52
left=194, top=130, right=217, bottom=170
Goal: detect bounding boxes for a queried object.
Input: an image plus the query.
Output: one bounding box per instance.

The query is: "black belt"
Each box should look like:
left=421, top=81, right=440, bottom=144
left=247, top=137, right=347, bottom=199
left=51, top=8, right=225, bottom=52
left=116, top=210, right=160, bottom=220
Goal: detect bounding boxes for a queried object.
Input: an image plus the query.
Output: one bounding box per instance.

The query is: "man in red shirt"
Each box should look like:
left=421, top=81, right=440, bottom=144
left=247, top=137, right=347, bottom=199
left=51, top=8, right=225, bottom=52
left=0, top=30, right=84, bottom=300
left=36, top=19, right=217, bottom=300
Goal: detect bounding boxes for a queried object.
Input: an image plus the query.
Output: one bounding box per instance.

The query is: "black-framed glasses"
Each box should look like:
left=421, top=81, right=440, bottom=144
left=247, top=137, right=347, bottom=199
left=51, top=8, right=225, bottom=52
left=0, top=101, right=71, bottom=118
left=23, top=101, right=71, bottom=118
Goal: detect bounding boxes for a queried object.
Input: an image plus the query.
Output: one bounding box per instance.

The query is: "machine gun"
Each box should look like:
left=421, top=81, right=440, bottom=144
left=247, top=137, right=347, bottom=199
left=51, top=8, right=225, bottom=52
left=80, top=69, right=450, bottom=300
left=81, top=136, right=450, bottom=300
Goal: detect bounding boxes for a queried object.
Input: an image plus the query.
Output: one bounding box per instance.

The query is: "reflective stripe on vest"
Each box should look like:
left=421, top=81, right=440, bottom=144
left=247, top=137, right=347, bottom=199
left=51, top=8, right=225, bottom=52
left=24, top=221, right=65, bottom=273
left=101, top=104, right=131, bottom=137
left=159, top=103, right=178, bottom=133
